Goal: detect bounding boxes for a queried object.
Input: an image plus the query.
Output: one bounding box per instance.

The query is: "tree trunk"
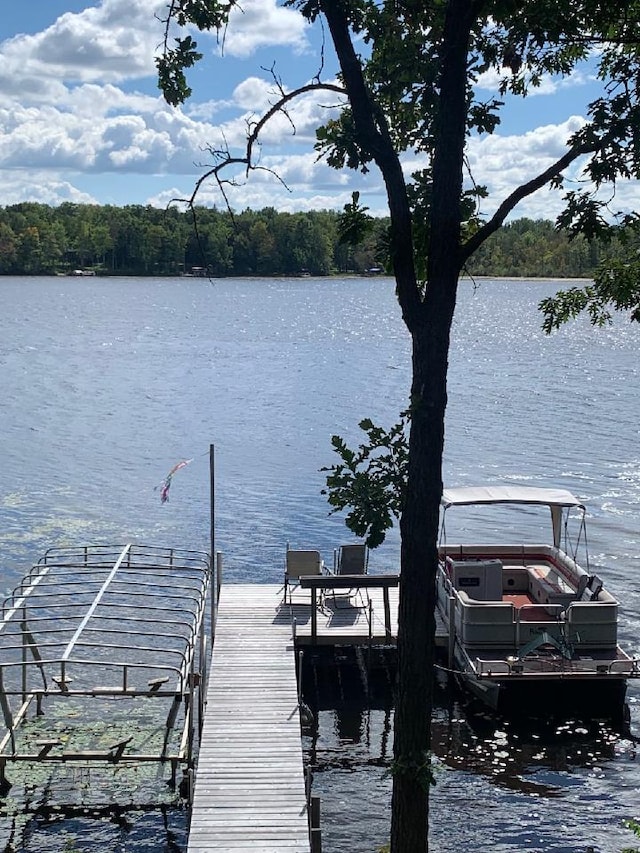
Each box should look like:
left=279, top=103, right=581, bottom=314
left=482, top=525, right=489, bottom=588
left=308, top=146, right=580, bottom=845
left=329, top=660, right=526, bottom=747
left=320, top=2, right=474, bottom=850
left=391, top=320, right=449, bottom=852
left=391, top=3, right=474, bottom=851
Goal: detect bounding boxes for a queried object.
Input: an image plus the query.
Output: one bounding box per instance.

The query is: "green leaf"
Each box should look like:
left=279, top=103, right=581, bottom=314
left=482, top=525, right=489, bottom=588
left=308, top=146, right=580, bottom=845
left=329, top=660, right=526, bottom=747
left=321, top=410, right=409, bottom=548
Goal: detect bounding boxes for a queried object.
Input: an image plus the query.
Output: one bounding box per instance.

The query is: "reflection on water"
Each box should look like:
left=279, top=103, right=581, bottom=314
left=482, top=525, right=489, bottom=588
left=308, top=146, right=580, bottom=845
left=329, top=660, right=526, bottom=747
left=2, top=276, right=640, bottom=851
left=6, top=807, right=187, bottom=853
left=303, top=656, right=640, bottom=853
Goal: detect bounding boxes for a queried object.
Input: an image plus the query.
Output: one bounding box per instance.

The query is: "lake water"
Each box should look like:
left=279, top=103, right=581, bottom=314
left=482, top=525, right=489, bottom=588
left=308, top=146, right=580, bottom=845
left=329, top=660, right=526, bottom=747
left=1, top=275, right=639, bottom=852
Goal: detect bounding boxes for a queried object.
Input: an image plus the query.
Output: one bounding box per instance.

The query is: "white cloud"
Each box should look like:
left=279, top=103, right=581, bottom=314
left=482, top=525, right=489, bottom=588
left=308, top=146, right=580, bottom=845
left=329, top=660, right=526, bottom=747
left=186, top=100, right=231, bottom=121
left=475, top=58, right=599, bottom=98
left=0, top=170, right=97, bottom=206
left=223, top=0, right=310, bottom=58
left=464, top=117, right=640, bottom=222
left=148, top=178, right=371, bottom=215
left=469, top=117, right=585, bottom=177
left=232, top=77, right=278, bottom=111
left=0, top=70, right=345, bottom=201
left=0, top=93, right=219, bottom=176
left=260, top=153, right=351, bottom=189
left=0, top=0, right=165, bottom=90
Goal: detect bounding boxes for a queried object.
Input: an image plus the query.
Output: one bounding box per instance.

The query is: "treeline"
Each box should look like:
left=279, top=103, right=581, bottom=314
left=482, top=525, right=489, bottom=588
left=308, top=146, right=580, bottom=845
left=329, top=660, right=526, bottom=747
left=0, top=202, right=383, bottom=277
left=465, top=217, right=603, bottom=278
left=0, top=201, right=630, bottom=278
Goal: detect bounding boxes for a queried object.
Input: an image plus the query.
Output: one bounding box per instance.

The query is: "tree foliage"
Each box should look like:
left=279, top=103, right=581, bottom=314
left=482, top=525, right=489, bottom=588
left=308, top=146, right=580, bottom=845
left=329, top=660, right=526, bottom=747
left=540, top=223, right=640, bottom=330
left=0, top=203, right=388, bottom=276
left=3, top=203, right=630, bottom=279
left=322, top=412, right=409, bottom=548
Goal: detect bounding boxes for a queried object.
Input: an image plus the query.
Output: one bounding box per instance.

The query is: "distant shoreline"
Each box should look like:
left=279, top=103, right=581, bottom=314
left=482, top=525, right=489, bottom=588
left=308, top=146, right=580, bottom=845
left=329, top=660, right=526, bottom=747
left=461, top=275, right=593, bottom=283
left=0, top=272, right=594, bottom=283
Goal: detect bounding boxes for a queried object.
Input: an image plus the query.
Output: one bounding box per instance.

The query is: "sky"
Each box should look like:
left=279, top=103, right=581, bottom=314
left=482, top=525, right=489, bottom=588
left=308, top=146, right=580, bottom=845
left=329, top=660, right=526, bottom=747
left=1, top=0, right=639, bottom=220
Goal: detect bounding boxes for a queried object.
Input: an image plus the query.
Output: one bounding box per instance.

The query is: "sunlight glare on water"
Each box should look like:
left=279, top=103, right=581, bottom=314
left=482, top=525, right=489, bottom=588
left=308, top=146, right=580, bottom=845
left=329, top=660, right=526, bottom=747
left=1, top=275, right=640, bottom=852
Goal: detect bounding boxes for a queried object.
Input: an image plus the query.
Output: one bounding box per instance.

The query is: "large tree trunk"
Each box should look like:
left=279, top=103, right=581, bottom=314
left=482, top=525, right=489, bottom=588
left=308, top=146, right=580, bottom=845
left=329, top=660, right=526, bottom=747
left=390, top=3, right=474, bottom=851
left=390, top=324, right=447, bottom=851
left=321, top=1, right=474, bottom=850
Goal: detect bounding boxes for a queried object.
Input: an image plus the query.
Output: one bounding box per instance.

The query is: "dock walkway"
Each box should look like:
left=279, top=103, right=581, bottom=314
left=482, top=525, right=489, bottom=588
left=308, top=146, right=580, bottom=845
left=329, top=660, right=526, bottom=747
left=188, top=584, right=310, bottom=852
left=188, top=581, right=441, bottom=851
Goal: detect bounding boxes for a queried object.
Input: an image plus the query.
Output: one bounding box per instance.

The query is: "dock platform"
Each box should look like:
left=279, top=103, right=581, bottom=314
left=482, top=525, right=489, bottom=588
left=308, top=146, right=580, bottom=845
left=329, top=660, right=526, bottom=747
left=188, top=585, right=310, bottom=852
left=188, top=581, right=445, bottom=851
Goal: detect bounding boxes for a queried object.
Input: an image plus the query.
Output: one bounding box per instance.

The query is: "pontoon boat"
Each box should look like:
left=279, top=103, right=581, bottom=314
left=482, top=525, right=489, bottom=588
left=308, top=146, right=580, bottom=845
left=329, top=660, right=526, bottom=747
left=436, top=486, right=639, bottom=715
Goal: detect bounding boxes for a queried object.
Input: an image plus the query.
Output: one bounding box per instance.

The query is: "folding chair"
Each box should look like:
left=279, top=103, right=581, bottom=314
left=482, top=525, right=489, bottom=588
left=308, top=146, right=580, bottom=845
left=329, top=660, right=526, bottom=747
left=335, top=543, right=368, bottom=576
left=284, top=548, right=323, bottom=604
left=330, top=543, right=368, bottom=608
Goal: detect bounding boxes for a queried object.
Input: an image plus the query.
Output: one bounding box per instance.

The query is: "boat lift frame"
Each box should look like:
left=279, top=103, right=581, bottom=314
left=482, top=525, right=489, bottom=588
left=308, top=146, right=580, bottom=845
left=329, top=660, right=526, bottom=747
left=0, top=543, right=212, bottom=801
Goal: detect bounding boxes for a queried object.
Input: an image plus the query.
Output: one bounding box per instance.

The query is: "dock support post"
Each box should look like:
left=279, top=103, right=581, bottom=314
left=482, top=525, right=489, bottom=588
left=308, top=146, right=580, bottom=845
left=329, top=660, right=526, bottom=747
left=311, top=589, right=317, bottom=642
left=310, top=795, right=322, bottom=853
left=0, top=758, right=9, bottom=797
left=383, top=587, right=391, bottom=640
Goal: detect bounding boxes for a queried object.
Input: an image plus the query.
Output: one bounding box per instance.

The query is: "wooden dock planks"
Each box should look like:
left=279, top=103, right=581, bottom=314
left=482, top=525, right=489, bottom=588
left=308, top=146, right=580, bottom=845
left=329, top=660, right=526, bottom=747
left=188, top=584, right=310, bottom=852
left=188, top=582, right=445, bottom=851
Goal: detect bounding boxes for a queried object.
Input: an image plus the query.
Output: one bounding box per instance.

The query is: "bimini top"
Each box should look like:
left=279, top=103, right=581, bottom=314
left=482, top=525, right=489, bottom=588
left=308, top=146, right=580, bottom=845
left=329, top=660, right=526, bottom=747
left=441, top=485, right=585, bottom=510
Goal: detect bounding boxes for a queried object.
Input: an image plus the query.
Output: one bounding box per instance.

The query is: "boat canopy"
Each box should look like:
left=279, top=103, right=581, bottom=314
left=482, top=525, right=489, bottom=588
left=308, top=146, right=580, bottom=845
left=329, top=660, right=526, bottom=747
left=439, top=485, right=589, bottom=574
left=441, top=485, right=585, bottom=511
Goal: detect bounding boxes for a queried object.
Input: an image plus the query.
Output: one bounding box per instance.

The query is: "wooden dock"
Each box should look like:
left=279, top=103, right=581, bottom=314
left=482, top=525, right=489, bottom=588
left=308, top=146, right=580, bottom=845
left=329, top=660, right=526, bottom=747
left=188, top=581, right=442, bottom=851
left=188, top=585, right=310, bottom=852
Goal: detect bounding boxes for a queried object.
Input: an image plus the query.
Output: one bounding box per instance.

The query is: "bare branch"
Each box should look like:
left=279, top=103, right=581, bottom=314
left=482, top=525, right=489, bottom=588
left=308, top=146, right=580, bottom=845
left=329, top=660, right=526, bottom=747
left=175, top=81, right=346, bottom=218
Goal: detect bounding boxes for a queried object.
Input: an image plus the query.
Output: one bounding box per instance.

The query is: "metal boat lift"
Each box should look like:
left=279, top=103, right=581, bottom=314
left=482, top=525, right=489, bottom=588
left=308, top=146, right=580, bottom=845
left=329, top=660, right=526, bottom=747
left=0, top=543, right=212, bottom=802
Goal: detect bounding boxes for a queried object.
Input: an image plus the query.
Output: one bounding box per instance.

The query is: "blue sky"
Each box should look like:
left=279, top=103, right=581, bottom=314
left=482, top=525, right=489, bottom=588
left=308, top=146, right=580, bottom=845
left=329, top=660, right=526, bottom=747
left=0, top=1, right=636, bottom=219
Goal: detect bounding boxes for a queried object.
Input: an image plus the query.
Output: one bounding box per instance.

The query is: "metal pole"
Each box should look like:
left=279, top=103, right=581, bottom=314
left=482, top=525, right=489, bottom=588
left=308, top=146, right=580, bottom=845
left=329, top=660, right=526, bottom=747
left=209, top=444, right=215, bottom=567
left=448, top=595, right=456, bottom=670
left=209, top=444, right=217, bottom=644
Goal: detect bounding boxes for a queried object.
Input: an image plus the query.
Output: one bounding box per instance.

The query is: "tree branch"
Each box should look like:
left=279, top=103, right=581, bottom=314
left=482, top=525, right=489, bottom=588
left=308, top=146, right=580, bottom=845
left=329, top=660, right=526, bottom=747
left=460, top=141, right=592, bottom=262
left=173, top=81, right=346, bottom=212
left=319, top=0, right=421, bottom=325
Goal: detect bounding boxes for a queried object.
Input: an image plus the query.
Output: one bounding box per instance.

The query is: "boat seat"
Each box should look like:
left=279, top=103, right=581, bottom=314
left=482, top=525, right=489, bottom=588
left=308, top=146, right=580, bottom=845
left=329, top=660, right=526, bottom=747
left=456, top=591, right=516, bottom=647
left=575, top=573, right=590, bottom=600
left=587, top=573, right=603, bottom=601
left=565, top=600, right=618, bottom=649
left=526, top=565, right=574, bottom=607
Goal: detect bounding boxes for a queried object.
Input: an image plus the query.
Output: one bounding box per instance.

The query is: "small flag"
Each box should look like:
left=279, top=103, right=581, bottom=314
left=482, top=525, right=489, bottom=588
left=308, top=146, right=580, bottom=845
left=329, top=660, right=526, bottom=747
left=155, top=459, right=193, bottom=503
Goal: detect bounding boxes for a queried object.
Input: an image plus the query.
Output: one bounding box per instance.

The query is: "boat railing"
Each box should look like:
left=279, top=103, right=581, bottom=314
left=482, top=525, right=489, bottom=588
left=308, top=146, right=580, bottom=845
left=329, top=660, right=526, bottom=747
left=473, top=656, right=640, bottom=678
left=515, top=604, right=566, bottom=647
left=473, top=658, right=512, bottom=676
left=608, top=657, right=640, bottom=676
left=517, top=603, right=564, bottom=622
